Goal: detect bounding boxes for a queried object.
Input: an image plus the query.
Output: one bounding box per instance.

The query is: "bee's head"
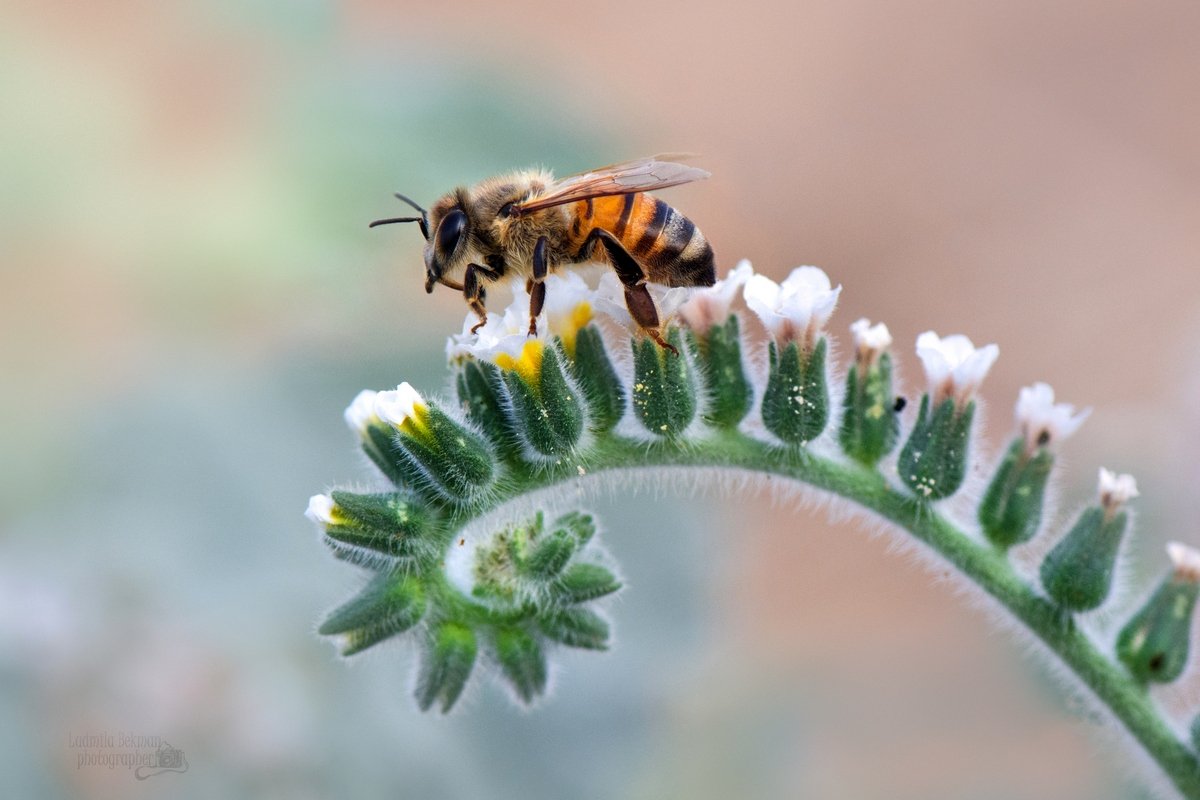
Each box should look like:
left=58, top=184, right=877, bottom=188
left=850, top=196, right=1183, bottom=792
left=371, top=191, right=468, bottom=293
left=423, top=193, right=472, bottom=293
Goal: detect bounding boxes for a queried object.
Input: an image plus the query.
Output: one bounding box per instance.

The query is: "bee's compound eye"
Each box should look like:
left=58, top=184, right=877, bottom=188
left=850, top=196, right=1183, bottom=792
left=436, top=209, right=467, bottom=255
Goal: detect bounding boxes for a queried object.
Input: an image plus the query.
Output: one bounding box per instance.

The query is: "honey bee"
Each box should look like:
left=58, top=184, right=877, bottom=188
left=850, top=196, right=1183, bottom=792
left=370, top=155, right=716, bottom=352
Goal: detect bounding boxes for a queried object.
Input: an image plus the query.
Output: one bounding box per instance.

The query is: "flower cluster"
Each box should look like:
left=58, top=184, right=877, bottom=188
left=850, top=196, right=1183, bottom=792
left=306, top=255, right=1200, bottom=798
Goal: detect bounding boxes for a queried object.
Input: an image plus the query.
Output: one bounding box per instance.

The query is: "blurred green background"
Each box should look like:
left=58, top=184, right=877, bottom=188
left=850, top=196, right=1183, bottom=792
left=3, top=1, right=1199, bottom=798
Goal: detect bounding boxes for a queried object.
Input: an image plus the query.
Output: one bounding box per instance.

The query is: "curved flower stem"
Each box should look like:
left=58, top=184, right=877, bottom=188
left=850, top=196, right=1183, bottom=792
left=445, top=430, right=1200, bottom=799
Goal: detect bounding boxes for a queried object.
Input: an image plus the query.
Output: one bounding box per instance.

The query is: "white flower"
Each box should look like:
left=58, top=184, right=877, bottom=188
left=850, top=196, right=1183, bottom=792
left=445, top=283, right=539, bottom=364
left=743, top=266, right=841, bottom=348
left=538, top=272, right=594, bottom=336
left=849, top=318, right=892, bottom=366
left=373, top=382, right=428, bottom=431
left=593, top=272, right=693, bottom=333
left=677, top=259, right=755, bottom=333
left=343, top=390, right=380, bottom=436
left=1167, top=541, right=1200, bottom=582
left=305, top=493, right=338, bottom=527
left=1014, top=382, right=1090, bottom=450
left=915, top=331, right=999, bottom=408
left=1098, top=467, right=1138, bottom=515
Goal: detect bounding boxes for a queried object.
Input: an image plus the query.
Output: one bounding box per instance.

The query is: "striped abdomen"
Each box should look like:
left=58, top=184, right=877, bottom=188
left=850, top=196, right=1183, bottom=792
left=569, top=193, right=715, bottom=287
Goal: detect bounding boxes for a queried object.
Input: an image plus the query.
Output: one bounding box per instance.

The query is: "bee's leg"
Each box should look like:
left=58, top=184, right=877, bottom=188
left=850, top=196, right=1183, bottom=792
left=592, top=230, right=678, bottom=355
left=463, top=263, right=491, bottom=333
left=526, top=236, right=549, bottom=336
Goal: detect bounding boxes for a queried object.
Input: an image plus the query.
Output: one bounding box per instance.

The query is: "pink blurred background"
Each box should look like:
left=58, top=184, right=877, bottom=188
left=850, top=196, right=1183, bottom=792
left=3, top=1, right=1199, bottom=797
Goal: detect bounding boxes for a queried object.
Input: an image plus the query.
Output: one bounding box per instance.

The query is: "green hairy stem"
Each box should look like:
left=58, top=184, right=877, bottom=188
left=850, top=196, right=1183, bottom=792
left=451, top=432, right=1200, bottom=797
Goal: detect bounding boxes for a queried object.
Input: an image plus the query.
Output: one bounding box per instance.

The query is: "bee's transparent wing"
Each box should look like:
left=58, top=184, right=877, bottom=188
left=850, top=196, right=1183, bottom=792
left=511, top=155, right=709, bottom=214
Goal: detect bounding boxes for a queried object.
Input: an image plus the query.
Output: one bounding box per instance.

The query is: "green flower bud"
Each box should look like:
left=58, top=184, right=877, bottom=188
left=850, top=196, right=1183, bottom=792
left=552, top=510, right=596, bottom=547
left=305, top=490, right=434, bottom=559
left=522, top=530, right=577, bottom=581
left=631, top=327, right=697, bottom=438
left=415, top=621, right=478, bottom=713
left=570, top=324, right=625, bottom=432
left=692, top=315, right=752, bottom=428
left=839, top=320, right=898, bottom=465
left=1117, top=543, right=1200, bottom=684
left=1040, top=469, right=1136, bottom=611
left=761, top=337, right=829, bottom=447
left=979, top=439, right=1054, bottom=549
left=499, top=341, right=585, bottom=459
left=494, top=627, right=548, bottom=705
left=375, top=384, right=494, bottom=502
left=343, top=390, right=408, bottom=486
left=539, top=607, right=610, bottom=650
left=319, top=573, right=426, bottom=656
left=454, top=358, right=511, bottom=444
left=899, top=396, right=974, bottom=500
left=553, top=562, right=621, bottom=604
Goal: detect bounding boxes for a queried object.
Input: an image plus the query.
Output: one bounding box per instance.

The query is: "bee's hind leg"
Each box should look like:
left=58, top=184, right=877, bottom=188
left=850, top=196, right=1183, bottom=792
left=591, top=229, right=678, bottom=356
left=526, top=237, right=549, bottom=336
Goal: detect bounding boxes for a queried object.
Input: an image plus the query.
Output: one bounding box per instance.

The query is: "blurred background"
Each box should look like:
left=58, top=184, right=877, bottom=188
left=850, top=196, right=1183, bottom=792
left=2, top=1, right=1199, bottom=798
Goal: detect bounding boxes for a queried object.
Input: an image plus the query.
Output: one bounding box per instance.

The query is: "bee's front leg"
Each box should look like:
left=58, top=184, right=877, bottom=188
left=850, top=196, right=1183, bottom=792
left=526, top=237, right=549, bottom=337
left=463, top=263, right=495, bottom=334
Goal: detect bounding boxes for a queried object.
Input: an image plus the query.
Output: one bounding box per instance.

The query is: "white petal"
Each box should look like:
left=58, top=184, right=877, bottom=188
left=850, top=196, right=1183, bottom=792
left=850, top=318, right=892, bottom=352
left=916, top=331, right=999, bottom=406
left=593, top=272, right=691, bottom=332
left=678, top=259, right=755, bottom=331
left=915, top=331, right=954, bottom=388
left=305, top=493, right=336, bottom=526
left=1168, top=541, right=1200, bottom=581
left=744, top=267, right=840, bottom=344
left=1098, top=467, right=1139, bottom=505
left=343, top=390, right=379, bottom=434
left=743, top=273, right=784, bottom=333
left=374, top=382, right=426, bottom=427
left=952, top=343, right=999, bottom=393
left=1015, top=382, right=1090, bottom=446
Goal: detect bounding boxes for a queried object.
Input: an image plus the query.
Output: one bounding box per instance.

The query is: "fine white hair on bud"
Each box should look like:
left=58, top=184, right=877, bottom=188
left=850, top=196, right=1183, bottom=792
left=1014, top=382, right=1090, bottom=451
left=305, top=493, right=337, bottom=527
left=593, top=272, right=692, bottom=333
left=849, top=318, right=892, bottom=366
left=678, top=259, right=755, bottom=333
left=344, top=389, right=381, bottom=435
left=914, top=331, right=999, bottom=409
left=743, top=266, right=841, bottom=349
left=374, top=382, right=427, bottom=428
left=1097, top=467, right=1138, bottom=515
left=1167, top=541, right=1200, bottom=582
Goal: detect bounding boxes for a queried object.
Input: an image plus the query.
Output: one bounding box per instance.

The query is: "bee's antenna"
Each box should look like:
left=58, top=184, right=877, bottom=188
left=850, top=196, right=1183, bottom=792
left=393, top=193, right=427, bottom=215
left=371, top=192, right=430, bottom=240
left=368, top=216, right=422, bottom=228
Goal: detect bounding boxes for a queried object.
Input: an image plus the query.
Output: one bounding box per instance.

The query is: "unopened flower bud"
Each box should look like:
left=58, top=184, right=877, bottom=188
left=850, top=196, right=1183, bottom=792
left=415, top=621, right=478, bottom=713
left=319, top=572, right=427, bottom=656
left=1116, top=542, right=1200, bottom=684
left=631, top=328, right=697, bottom=438
left=494, top=627, right=548, bottom=705
left=374, top=384, right=494, bottom=503
left=1040, top=469, right=1136, bottom=611
left=839, top=318, right=899, bottom=465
